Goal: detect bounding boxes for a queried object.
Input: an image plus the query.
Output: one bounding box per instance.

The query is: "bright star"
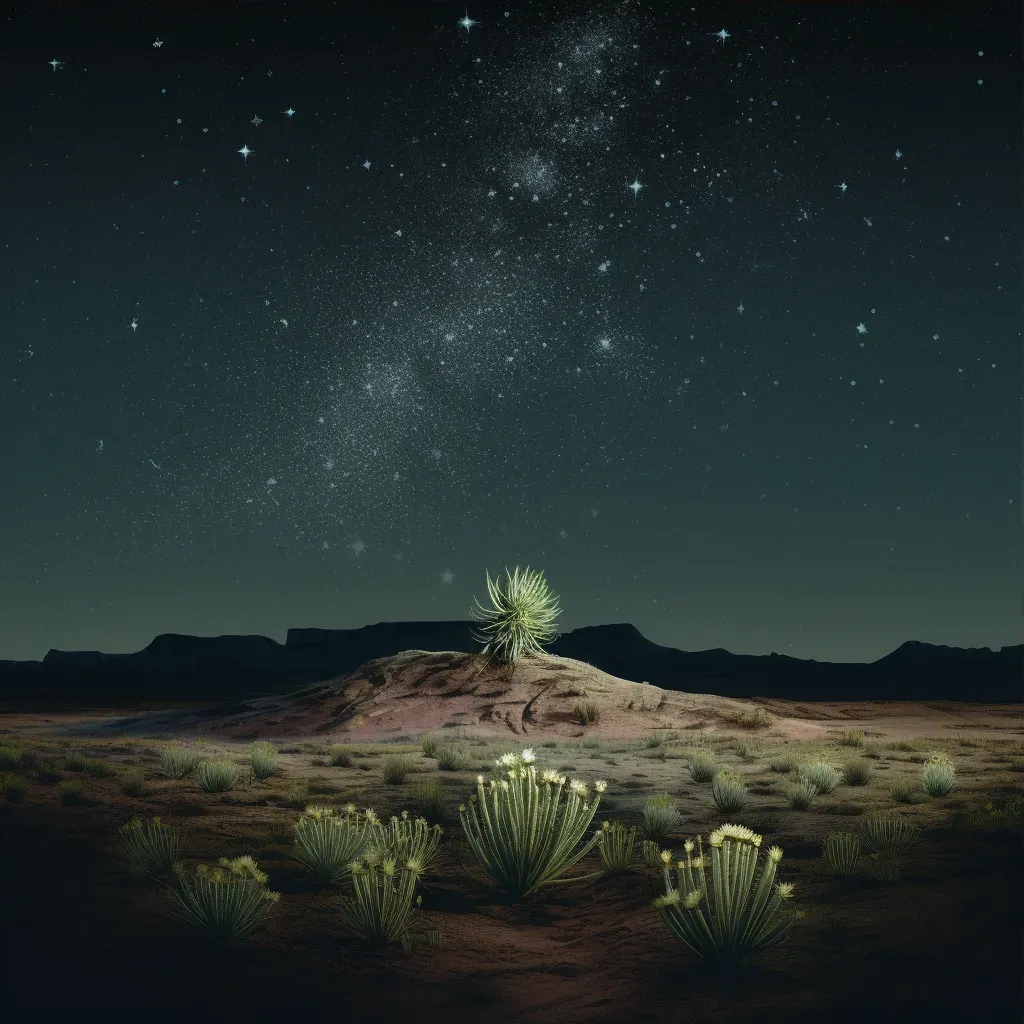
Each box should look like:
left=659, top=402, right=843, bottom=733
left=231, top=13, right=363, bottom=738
left=284, top=107, right=296, bottom=117
left=894, top=149, right=902, bottom=159
left=152, top=39, right=163, bottom=48
left=458, top=8, right=478, bottom=33
left=238, top=145, right=252, bottom=160
left=628, top=178, right=644, bottom=198
left=856, top=322, right=867, bottom=334
left=363, top=158, right=371, bottom=170
left=713, top=29, right=730, bottom=43
left=130, top=319, right=138, bottom=332
left=838, top=181, right=848, bottom=192
left=49, top=59, right=63, bottom=71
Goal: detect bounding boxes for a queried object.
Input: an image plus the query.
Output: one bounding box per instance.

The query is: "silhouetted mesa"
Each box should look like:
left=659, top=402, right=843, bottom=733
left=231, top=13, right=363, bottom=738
left=0, top=622, right=1019, bottom=706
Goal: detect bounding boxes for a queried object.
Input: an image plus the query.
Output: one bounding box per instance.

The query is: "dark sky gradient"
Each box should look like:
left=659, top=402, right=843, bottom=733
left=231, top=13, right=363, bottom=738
left=2, top=1, right=1020, bottom=665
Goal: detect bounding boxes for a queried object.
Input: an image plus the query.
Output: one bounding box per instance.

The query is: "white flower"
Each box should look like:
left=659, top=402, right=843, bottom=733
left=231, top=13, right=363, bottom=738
left=521, top=748, right=536, bottom=763
left=594, top=780, right=607, bottom=793
left=768, top=846, right=783, bottom=863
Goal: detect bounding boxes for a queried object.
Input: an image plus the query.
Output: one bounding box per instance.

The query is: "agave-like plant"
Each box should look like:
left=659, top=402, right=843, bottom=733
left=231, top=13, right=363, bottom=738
left=652, top=824, right=797, bottom=968
left=458, top=748, right=607, bottom=902
left=169, top=855, right=280, bottom=944
left=337, top=851, right=425, bottom=946
left=469, top=565, right=561, bottom=667
left=366, top=810, right=444, bottom=875
left=597, top=820, right=637, bottom=873
left=293, top=803, right=382, bottom=886
left=118, top=815, right=184, bottom=880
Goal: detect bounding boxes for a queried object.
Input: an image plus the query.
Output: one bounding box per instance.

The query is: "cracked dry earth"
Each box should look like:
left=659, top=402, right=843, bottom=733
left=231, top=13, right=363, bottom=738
left=2, top=650, right=1021, bottom=1021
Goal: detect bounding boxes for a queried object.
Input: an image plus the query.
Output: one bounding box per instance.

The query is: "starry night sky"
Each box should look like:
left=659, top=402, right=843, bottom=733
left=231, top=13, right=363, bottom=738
left=2, top=1, right=1020, bottom=665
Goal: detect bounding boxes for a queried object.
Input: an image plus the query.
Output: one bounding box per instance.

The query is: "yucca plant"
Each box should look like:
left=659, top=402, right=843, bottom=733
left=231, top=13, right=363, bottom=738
left=822, top=832, right=861, bottom=877
left=889, top=776, right=923, bottom=804
left=785, top=779, right=820, bottom=810
left=642, top=794, right=681, bottom=843
left=858, top=811, right=920, bottom=856
left=797, top=762, right=842, bottom=795
left=118, top=767, right=149, bottom=797
left=161, top=746, right=204, bottom=780
left=336, top=851, right=425, bottom=946
left=169, top=855, right=280, bottom=944
left=711, top=771, right=749, bottom=813
left=922, top=754, right=956, bottom=797
left=293, top=803, right=382, bottom=886
left=250, top=742, right=278, bottom=781
left=597, top=820, right=637, bottom=873
left=458, top=748, right=607, bottom=902
left=2, top=774, right=29, bottom=802
left=436, top=746, right=471, bottom=771
left=119, top=816, right=184, bottom=880
left=469, top=565, right=561, bottom=666
left=687, top=750, right=718, bottom=783
left=366, top=810, right=444, bottom=875
left=841, top=757, right=871, bottom=786
left=196, top=760, right=239, bottom=793
left=652, top=824, right=797, bottom=969
left=641, top=839, right=665, bottom=868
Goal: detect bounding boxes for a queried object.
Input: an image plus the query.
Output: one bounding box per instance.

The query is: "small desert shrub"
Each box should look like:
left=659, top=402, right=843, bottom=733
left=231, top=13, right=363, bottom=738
left=734, top=741, right=756, bottom=760
left=797, top=762, right=842, bottom=795
left=293, top=804, right=381, bottom=886
left=785, top=780, right=820, bottom=810
left=921, top=754, right=956, bottom=797
left=420, top=735, right=442, bottom=759
left=768, top=755, right=795, bottom=773
left=889, top=777, right=924, bottom=804
left=118, top=815, right=184, bottom=879
left=642, top=794, right=681, bottom=843
left=196, top=760, right=239, bottom=793
left=859, top=811, right=920, bottom=856
left=574, top=701, right=601, bottom=725
left=382, top=755, right=416, bottom=785
left=2, top=774, right=30, bottom=802
left=63, top=752, right=88, bottom=773
left=597, top=821, right=637, bottom=872
left=862, top=853, right=903, bottom=883
left=58, top=780, right=85, bottom=805
left=953, top=798, right=1024, bottom=832
left=640, top=839, right=664, bottom=868
left=409, top=779, right=446, bottom=820
left=711, top=771, right=749, bottom=813
left=118, top=767, right=149, bottom=797
left=368, top=810, right=444, bottom=875
left=721, top=706, right=773, bottom=730
left=161, top=746, right=204, bottom=780
left=435, top=746, right=471, bottom=771
left=169, top=856, right=281, bottom=944
left=836, top=730, right=865, bottom=747
left=841, top=757, right=871, bottom=786
left=645, top=736, right=663, bottom=749
left=283, top=783, right=311, bottom=808
left=250, top=743, right=279, bottom=781
left=85, top=758, right=115, bottom=778
left=822, top=832, right=861, bottom=877
left=328, top=746, right=354, bottom=768
left=686, top=750, right=718, bottom=783
left=336, top=853, right=425, bottom=946
left=0, top=745, right=24, bottom=770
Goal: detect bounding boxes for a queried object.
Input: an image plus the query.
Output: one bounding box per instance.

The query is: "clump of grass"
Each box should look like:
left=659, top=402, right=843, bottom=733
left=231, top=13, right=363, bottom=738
left=953, top=798, right=1024, bottom=832
left=574, top=700, right=601, bottom=725
left=734, top=740, right=757, bottom=761
left=85, top=758, right=115, bottom=778
left=784, top=780, right=820, bottom=810
left=293, top=804, right=382, bottom=886
left=858, top=811, right=920, bottom=856
left=336, top=852, right=425, bottom=947
left=169, top=856, right=281, bottom=944
left=768, top=754, right=796, bottom=773
left=382, top=754, right=416, bottom=785
left=822, top=832, right=861, bottom=877
left=835, top=729, right=865, bottom=747
left=841, top=757, right=871, bottom=786
left=161, top=746, right=204, bottom=780
left=63, top=752, right=88, bottom=773
left=686, top=750, right=718, bottom=783
left=642, top=794, right=681, bottom=843
left=640, top=839, right=665, bottom=868
left=2, top=774, right=30, bottom=802
left=118, top=767, right=149, bottom=797
left=711, top=771, right=749, bottom=813
left=797, top=762, right=842, bottom=795
left=435, top=746, right=471, bottom=771
left=328, top=746, right=354, bottom=768
left=283, top=783, right=311, bottom=808
left=597, top=820, right=637, bottom=873
left=420, top=734, right=443, bottom=759
left=367, top=810, right=444, bottom=875
left=118, top=815, right=184, bottom=880
left=862, top=853, right=903, bottom=883
left=409, top=779, right=446, bottom=820
left=889, top=776, right=925, bottom=804
left=921, top=754, right=956, bottom=797
left=250, top=742, right=279, bottom=780
left=645, top=736, right=663, bottom=749
left=196, top=760, right=239, bottom=793
left=0, top=745, right=25, bottom=770
left=58, top=780, right=85, bottom=805
left=719, top=705, right=774, bottom=730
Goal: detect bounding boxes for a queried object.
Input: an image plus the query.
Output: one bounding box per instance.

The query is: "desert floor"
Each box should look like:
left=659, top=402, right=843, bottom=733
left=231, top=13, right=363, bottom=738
left=1, top=691, right=1021, bottom=1022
